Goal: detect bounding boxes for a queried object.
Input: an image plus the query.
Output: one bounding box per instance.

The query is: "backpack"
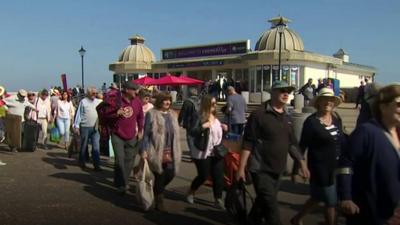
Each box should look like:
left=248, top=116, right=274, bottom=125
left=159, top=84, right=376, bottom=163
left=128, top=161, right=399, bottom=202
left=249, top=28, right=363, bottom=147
left=96, top=90, right=122, bottom=128
left=181, top=97, right=199, bottom=129
left=186, top=97, right=199, bottom=112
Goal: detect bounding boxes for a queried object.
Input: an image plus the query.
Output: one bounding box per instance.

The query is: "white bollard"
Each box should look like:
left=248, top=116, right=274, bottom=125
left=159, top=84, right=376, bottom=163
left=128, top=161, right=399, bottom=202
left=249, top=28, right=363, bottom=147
left=241, top=91, right=249, bottom=104
left=294, top=94, right=304, bottom=112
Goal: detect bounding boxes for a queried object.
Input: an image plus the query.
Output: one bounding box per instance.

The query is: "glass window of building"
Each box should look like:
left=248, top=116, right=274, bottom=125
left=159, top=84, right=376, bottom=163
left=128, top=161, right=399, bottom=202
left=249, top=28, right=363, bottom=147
left=256, top=66, right=262, bottom=92
left=272, top=65, right=279, bottom=82
left=263, top=65, right=271, bottom=91
left=249, top=67, right=256, bottom=92
left=282, top=66, right=290, bottom=83
left=290, top=66, right=299, bottom=87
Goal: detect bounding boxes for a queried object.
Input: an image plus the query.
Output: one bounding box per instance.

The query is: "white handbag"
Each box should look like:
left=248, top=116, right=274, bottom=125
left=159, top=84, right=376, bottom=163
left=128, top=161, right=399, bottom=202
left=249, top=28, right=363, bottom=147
left=135, top=159, right=155, bottom=210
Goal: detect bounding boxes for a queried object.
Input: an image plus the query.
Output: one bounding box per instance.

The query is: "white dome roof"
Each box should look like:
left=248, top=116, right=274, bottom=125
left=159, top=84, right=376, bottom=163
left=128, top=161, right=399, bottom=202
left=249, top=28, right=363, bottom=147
left=118, top=35, right=156, bottom=64
left=255, top=16, right=304, bottom=51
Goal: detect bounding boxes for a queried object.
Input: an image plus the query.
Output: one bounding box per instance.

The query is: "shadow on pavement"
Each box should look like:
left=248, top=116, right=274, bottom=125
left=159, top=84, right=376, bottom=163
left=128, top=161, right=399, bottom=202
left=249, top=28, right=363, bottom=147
left=165, top=187, right=217, bottom=208
left=142, top=210, right=217, bottom=225
left=0, top=144, right=11, bottom=153
left=42, top=152, right=78, bottom=170
left=44, top=151, right=146, bottom=212
left=49, top=172, right=142, bottom=212
left=43, top=151, right=114, bottom=172
left=185, top=207, right=234, bottom=225
left=279, top=179, right=309, bottom=195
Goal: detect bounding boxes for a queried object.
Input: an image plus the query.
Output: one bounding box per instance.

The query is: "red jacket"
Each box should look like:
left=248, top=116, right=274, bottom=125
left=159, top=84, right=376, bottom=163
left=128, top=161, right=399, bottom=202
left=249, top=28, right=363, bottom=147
left=102, top=94, right=144, bottom=140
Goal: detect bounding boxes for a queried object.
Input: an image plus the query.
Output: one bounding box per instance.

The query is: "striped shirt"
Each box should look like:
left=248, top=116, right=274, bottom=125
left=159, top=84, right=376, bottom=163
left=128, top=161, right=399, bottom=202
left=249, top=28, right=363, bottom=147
left=324, top=123, right=341, bottom=160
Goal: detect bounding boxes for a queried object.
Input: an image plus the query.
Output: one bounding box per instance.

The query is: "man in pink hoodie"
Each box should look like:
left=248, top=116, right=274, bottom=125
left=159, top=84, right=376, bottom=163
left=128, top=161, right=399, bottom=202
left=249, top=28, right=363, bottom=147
left=103, top=82, right=144, bottom=194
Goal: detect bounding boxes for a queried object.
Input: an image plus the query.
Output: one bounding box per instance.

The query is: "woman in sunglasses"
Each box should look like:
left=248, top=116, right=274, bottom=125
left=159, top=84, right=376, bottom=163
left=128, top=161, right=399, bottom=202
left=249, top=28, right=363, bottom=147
left=337, top=84, right=400, bottom=225
left=185, top=94, right=228, bottom=209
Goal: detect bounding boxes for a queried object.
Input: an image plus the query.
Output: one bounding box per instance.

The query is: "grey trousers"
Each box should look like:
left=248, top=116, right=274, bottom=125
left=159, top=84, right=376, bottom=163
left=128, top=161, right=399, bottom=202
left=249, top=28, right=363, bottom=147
left=111, top=134, right=139, bottom=188
left=249, top=172, right=282, bottom=225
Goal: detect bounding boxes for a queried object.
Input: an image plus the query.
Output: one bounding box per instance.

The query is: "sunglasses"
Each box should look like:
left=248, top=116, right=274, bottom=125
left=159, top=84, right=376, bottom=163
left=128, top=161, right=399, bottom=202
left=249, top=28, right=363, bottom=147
left=279, top=88, right=292, bottom=93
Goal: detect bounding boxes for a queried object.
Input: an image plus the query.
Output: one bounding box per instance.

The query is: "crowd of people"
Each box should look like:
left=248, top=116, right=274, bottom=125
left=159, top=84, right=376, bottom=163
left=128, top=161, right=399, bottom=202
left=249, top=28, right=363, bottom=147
left=0, top=78, right=399, bottom=225
left=298, top=77, right=344, bottom=107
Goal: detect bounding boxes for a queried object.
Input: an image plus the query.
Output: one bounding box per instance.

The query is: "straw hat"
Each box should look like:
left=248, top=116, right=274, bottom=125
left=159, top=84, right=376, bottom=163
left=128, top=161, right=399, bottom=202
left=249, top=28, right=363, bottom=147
left=313, top=88, right=342, bottom=107
left=0, top=86, right=4, bottom=97
left=18, top=89, right=28, bottom=97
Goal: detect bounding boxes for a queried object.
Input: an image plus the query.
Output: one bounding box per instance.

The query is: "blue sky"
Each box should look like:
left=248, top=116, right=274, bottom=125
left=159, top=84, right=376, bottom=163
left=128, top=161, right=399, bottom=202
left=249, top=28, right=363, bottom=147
left=0, top=0, right=398, bottom=91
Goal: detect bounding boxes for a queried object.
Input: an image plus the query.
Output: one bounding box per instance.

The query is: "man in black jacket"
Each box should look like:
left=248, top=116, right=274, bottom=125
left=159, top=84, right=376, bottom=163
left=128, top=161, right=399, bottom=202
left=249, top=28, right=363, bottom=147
left=178, top=87, right=199, bottom=152
left=236, top=81, right=310, bottom=225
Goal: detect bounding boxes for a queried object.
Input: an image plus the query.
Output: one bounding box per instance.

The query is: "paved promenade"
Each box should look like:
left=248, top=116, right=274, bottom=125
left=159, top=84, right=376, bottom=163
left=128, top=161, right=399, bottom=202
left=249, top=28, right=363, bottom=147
left=0, top=104, right=359, bottom=225
left=0, top=138, right=339, bottom=225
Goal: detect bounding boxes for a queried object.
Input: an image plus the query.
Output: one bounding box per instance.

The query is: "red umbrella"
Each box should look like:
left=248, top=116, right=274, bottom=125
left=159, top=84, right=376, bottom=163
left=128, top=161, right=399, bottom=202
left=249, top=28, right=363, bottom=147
left=151, top=74, right=193, bottom=86
left=132, top=76, right=157, bottom=85
left=179, top=75, right=204, bottom=85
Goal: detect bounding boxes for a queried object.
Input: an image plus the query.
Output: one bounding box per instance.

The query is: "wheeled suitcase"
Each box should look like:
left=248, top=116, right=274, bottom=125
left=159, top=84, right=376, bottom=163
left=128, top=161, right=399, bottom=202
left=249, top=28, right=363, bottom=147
left=22, top=119, right=40, bottom=151
left=5, top=114, right=22, bottom=149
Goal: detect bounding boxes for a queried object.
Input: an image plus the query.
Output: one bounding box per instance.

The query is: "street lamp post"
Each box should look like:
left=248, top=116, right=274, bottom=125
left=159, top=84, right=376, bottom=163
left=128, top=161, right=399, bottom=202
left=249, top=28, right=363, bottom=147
left=78, top=46, right=86, bottom=90
left=276, top=19, right=285, bottom=80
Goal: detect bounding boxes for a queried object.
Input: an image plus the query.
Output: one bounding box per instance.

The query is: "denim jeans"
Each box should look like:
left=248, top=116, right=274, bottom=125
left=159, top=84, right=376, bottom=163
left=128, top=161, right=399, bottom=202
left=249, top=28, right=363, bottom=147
left=56, top=118, right=71, bottom=143
left=230, top=123, right=244, bottom=136
left=186, top=133, right=196, bottom=152
left=79, top=126, right=100, bottom=167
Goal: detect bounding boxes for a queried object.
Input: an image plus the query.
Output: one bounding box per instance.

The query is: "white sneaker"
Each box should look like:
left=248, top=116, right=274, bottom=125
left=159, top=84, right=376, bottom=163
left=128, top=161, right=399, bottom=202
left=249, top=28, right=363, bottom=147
left=186, top=194, right=194, bottom=204
left=0, top=136, right=5, bottom=143
left=0, top=161, right=6, bottom=166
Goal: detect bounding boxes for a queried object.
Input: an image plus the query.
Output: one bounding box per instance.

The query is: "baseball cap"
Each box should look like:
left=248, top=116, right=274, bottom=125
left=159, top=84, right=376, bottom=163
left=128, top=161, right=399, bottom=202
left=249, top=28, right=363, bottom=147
left=123, top=82, right=140, bottom=90
left=271, top=81, right=295, bottom=92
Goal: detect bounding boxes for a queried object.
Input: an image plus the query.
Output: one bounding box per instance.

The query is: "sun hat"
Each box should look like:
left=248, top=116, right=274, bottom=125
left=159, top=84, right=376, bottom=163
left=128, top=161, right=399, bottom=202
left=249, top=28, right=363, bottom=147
left=0, top=86, right=4, bottom=97
left=312, top=87, right=342, bottom=107
left=271, top=80, right=296, bottom=92
left=18, top=89, right=28, bottom=97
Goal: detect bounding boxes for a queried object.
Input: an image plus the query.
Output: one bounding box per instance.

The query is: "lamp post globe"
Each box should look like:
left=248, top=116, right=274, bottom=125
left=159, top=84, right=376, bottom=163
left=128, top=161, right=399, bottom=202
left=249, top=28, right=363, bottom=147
left=78, top=46, right=86, bottom=89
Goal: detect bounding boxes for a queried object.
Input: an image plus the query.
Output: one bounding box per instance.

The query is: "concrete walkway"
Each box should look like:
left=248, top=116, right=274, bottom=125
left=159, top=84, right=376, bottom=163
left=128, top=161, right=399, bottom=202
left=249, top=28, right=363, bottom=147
left=0, top=116, right=361, bottom=224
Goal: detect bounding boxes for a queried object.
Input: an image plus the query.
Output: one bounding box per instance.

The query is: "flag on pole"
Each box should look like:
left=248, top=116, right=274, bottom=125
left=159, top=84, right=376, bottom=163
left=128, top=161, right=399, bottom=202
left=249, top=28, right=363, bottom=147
left=61, top=74, right=68, bottom=91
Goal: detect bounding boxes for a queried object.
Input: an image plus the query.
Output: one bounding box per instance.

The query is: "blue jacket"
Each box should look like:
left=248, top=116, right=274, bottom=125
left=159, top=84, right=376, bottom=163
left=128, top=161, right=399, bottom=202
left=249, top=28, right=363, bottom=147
left=337, top=119, right=400, bottom=225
